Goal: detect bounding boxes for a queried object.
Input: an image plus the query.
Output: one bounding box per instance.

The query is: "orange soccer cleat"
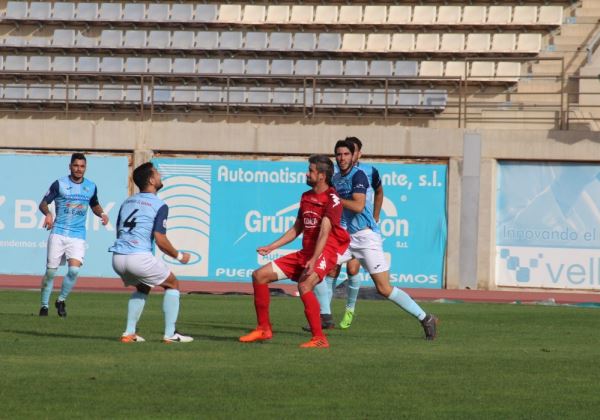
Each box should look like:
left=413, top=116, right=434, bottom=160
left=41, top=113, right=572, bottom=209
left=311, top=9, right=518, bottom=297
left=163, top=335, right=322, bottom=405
left=299, top=336, right=329, bottom=348
left=239, top=328, right=273, bottom=343
left=120, top=333, right=145, bottom=343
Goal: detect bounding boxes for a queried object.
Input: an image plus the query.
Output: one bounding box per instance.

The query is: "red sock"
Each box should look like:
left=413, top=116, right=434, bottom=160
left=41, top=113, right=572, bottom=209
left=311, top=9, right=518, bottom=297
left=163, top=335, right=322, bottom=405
left=301, top=291, right=323, bottom=338
left=253, top=282, right=271, bottom=331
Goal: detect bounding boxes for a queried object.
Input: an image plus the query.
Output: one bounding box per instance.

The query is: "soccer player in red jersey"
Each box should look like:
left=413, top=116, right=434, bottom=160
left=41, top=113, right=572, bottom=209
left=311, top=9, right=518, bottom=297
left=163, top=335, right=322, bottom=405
left=239, top=155, right=350, bottom=348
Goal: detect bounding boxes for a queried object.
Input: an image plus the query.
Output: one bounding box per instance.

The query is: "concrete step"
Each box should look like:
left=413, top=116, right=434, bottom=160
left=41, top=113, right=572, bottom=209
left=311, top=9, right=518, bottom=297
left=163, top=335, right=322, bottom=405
left=557, top=23, right=600, bottom=37
left=575, top=8, right=600, bottom=18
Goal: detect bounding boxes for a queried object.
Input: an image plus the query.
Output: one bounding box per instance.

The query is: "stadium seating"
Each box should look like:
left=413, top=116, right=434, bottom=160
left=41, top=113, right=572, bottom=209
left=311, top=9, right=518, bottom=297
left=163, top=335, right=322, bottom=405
left=0, top=1, right=570, bottom=115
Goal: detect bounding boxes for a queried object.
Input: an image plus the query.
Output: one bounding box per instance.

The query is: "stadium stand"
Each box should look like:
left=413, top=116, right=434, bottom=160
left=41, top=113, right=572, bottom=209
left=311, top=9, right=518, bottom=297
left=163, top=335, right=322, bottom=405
left=0, top=1, right=596, bottom=125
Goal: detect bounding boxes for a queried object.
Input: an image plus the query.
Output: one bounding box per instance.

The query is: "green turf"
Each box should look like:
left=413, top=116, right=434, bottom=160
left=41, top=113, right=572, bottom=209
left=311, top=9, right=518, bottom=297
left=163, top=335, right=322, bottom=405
left=1, top=290, right=599, bottom=419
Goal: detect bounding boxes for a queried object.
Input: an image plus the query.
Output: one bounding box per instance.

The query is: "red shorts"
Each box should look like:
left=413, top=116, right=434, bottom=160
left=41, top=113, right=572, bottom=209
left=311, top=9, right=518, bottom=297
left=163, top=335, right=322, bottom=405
left=272, top=249, right=340, bottom=282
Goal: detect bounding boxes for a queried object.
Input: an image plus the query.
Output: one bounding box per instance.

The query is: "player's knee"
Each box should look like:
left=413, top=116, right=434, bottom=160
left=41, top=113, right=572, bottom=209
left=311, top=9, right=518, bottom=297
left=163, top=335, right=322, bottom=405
left=67, top=265, right=80, bottom=277
left=375, top=283, right=392, bottom=297
left=136, top=283, right=151, bottom=295
left=297, top=282, right=311, bottom=296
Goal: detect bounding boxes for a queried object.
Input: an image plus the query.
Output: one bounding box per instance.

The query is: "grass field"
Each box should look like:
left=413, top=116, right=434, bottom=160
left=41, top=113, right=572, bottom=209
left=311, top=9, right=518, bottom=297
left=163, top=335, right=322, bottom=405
left=1, top=290, right=599, bottom=419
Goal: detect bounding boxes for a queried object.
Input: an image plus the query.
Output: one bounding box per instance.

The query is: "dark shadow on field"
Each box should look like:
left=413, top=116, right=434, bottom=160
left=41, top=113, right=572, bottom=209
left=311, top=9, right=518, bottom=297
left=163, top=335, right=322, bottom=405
left=3, top=329, right=115, bottom=342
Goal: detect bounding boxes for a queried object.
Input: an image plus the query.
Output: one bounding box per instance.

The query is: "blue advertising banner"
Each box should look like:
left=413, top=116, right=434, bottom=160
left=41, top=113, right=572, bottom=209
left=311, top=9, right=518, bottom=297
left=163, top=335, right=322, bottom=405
left=496, top=161, right=600, bottom=290
left=154, top=157, right=447, bottom=288
left=0, top=153, right=129, bottom=277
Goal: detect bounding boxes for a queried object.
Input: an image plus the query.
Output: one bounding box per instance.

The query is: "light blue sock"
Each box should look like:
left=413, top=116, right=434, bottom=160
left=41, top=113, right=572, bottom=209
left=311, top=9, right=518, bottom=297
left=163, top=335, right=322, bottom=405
left=163, top=289, right=180, bottom=337
left=58, top=265, right=80, bottom=301
left=326, top=276, right=336, bottom=305
left=346, top=274, right=361, bottom=311
left=125, top=291, right=147, bottom=335
left=313, top=278, right=331, bottom=315
left=388, top=287, right=426, bottom=321
left=40, top=268, right=57, bottom=307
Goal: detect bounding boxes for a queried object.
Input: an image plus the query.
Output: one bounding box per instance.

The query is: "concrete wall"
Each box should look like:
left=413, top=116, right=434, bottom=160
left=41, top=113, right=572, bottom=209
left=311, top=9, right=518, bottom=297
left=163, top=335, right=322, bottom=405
left=3, top=115, right=600, bottom=291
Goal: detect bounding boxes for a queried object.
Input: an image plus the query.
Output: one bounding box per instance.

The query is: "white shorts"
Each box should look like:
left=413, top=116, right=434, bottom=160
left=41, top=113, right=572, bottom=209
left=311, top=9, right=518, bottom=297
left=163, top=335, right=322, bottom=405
left=338, top=229, right=389, bottom=274
left=112, top=253, right=171, bottom=288
left=46, top=233, right=86, bottom=268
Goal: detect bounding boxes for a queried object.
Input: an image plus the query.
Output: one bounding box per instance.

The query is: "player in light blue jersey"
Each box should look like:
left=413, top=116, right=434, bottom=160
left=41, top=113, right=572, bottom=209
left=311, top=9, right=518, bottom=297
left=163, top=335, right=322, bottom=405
left=110, top=162, right=193, bottom=344
left=332, top=139, right=437, bottom=340
left=311, top=137, right=385, bottom=330
left=38, top=153, right=109, bottom=317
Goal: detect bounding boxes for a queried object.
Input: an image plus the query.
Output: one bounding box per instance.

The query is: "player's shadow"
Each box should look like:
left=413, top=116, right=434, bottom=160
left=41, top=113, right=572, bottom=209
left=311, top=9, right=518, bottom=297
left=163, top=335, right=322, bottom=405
left=3, top=329, right=116, bottom=342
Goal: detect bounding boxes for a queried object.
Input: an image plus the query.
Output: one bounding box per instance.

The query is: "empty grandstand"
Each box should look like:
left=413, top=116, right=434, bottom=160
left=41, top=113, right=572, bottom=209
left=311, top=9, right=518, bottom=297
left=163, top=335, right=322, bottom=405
left=2, top=1, right=596, bottom=127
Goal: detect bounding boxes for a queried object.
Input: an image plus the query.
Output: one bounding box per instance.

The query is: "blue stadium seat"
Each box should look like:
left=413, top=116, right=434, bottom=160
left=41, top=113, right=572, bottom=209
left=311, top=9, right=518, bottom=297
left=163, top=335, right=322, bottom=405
left=76, top=31, right=99, bottom=48
left=320, top=60, right=343, bottom=76
left=101, top=57, right=124, bottom=72
left=124, top=3, right=145, bottom=21
left=195, top=4, right=218, bottom=22
left=347, top=89, right=371, bottom=106
left=372, top=89, right=396, bottom=106
left=147, top=4, right=169, bottom=21
left=197, top=58, right=220, bottom=74
left=172, top=86, right=196, bottom=103
left=271, top=60, right=293, bottom=75
left=222, top=59, right=245, bottom=74
left=295, top=60, right=318, bottom=76
left=370, top=61, right=393, bottom=77
left=272, top=87, right=297, bottom=105
left=29, top=84, right=52, bottom=100
left=4, top=55, right=27, bottom=71
left=100, top=30, right=123, bottom=48
left=125, top=57, right=147, bottom=73
left=198, top=86, right=222, bottom=104
left=170, top=4, right=193, bottom=21
left=53, top=56, right=76, bottom=72
left=52, top=2, right=75, bottom=20
left=78, top=57, right=100, bottom=72
left=148, top=31, right=170, bottom=49
left=220, top=32, right=243, bottom=49
left=247, top=87, right=271, bottom=105
left=76, top=84, right=100, bottom=101
left=317, top=33, right=341, bottom=51
left=5, top=1, right=27, bottom=19
left=53, top=29, right=76, bottom=47
left=153, top=85, right=172, bottom=103
left=422, top=90, right=448, bottom=109
left=395, top=61, right=419, bottom=77
left=76, top=3, right=98, bottom=20
left=172, top=31, right=196, bottom=49
left=99, top=3, right=121, bottom=20
left=345, top=60, right=368, bottom=76
left=398, top=89, right=421, bottom=108
left=269, top=33, right=293, bottom=50
left=3, top=84, right=27, bottom=100
left=29, top=56, right=51, bottom=72
left=29, top=2, right=51, bottom=19
left=101, top=84, right=124, bottom=101
left=195, top=31, right=219, bottom=49
left=294, top=33, right=317, bottom=51
left=173, top=58, right=196, bottom=73
left=246, top=32, right=268, bottom=50
left=246, top=59, right=269, bottom=76
left=148, top=58, right=171, bottom=73
left=320, top=88, right=346, bottom=106
left=124, top=31, right=147, bottom=48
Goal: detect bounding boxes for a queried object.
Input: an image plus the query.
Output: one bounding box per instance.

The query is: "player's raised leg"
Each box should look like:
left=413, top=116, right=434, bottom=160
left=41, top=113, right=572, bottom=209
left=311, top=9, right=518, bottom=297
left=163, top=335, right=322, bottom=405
left=370, top=270, right=438, bottom=340
left=239, top=263, right=279, bottom=342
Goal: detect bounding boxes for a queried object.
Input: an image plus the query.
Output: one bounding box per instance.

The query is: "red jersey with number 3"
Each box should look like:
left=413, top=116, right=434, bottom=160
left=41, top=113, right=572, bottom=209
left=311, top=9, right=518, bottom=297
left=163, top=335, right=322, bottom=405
left=298, top=187, right=350, bottom=256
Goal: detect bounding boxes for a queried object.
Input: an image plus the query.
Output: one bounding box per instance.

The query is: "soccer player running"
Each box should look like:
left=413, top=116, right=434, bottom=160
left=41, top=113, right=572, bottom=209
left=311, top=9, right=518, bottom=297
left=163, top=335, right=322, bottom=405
left=312, top=136, right=384, bottom=330
left=38, top=153, right=109, bottom=317
left=332, top=139, right=438, bottom=340
left=110, top=162, right=193, bottom=343
left=239, top=155, right=350, bottom=348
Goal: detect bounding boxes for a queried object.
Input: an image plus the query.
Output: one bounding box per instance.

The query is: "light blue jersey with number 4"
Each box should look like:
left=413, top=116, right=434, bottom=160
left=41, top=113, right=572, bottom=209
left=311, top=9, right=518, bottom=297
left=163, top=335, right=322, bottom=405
left=109, top=192, right=168, bottom=255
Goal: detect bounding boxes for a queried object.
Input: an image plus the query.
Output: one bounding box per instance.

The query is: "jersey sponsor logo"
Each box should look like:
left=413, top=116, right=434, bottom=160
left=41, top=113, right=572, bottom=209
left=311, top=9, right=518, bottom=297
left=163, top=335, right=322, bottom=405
left=162, top=219, right=167, bottom=229
left=302, top=210, right=320, bottom=229
left=330, top=193, right=341, bottom=207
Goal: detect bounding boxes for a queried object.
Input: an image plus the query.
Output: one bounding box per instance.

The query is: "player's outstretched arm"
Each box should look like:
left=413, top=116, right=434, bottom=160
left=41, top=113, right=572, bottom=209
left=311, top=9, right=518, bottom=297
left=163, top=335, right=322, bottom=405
left=154, top=232, right=190, bottom=264
left=257, top=218, right=303, bottom=255
left=304, top=216, right=332, bottom=275
left=38, top=200, right=53, bottom=230
left=91, top=204, right=109, bottom=226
